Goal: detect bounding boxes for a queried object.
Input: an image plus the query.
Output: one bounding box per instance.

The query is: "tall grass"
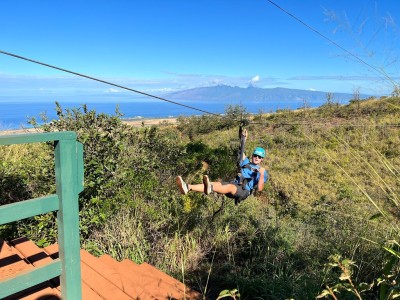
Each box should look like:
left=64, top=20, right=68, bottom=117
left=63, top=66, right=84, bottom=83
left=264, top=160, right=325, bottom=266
left=2, top=98, right=400, bottom=298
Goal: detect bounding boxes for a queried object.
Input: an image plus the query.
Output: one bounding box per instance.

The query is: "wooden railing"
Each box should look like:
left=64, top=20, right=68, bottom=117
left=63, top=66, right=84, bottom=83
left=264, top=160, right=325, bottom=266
left=0, top=131, right=84, bottom=299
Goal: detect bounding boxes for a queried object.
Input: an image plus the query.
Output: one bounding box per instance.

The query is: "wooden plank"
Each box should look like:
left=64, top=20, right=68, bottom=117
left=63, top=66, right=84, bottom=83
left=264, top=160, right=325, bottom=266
left=43, top=243, right=59, bottom=258
left=100, top=254, right=200, bottom=299
left=80, top=250, right=124, bottom=289
left=80, top=259, right=133, bottom=300
left=80, top=282, right=104, bottom=300
left=121, top=259, right=189, bottom=299
left=0, top=131, right=76, bottom=146
left=3, top=284, right=61, bottom=300
left=55, top=139, right=82, bottom=300
left=0, top=195, right=59, bottom=225
left=138, top=261, right=187, bottom=290
left=123, top=259, right=201, bottom=298
left=12, top=237, right=54, bottom=267
left=0, top=240, right=32, bottom=280
left=98, top=255, right=150, bottom=299
left=0, top=260, right=62, bottom=299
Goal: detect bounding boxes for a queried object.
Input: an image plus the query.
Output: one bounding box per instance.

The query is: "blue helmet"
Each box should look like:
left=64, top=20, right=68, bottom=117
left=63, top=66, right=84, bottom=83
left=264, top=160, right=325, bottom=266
left=253, top=147, right=266, bottom=158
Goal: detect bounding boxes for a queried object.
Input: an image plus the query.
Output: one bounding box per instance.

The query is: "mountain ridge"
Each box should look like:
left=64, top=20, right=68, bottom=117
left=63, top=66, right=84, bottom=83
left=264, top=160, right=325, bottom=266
left=165, top=85, right=370, bottom=104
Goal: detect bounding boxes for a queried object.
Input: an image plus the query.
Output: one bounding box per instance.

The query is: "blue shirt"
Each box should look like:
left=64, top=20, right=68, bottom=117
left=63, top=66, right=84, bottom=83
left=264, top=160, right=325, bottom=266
left=235, top=158, right=268, bottom=191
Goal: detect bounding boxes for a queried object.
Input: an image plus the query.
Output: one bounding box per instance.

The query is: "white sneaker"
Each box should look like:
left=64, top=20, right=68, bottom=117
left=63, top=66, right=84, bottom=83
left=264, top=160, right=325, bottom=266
left=176, top=176, right=189, bottom=195
left=203, top=175, right=212, bottom=195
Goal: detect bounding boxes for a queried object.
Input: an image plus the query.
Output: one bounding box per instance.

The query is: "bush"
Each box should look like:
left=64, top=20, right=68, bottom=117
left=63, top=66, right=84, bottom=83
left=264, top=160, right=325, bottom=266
left=3, top=96, right=400, bottom=298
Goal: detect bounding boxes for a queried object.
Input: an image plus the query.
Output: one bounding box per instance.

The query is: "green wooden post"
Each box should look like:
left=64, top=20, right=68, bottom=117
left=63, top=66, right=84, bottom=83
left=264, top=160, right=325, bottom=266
left=0, top=132, right=83, bottom=299
left=55, top=139, right=82, bottom=299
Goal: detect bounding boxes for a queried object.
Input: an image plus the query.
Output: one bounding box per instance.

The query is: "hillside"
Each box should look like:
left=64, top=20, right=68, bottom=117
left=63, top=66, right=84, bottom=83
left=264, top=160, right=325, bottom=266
left=1, top=96, right=400, bottom=299
left=165, top=84, right=371, bottom=104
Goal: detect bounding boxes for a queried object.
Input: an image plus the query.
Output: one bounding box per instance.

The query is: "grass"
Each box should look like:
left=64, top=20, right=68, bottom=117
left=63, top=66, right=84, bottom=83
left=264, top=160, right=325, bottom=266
left=2, top=96, right=400, bottom=298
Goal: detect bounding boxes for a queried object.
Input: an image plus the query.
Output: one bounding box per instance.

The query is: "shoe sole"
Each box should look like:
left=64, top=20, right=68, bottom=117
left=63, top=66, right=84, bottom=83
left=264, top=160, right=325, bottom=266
left=176, top=176, right=188, bottom=195
left=203, top=175, right=211, bottom=195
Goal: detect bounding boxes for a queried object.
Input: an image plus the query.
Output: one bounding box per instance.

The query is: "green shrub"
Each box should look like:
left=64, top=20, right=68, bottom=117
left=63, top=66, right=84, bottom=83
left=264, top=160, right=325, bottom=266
left=2, top=97, right=400, bottom=298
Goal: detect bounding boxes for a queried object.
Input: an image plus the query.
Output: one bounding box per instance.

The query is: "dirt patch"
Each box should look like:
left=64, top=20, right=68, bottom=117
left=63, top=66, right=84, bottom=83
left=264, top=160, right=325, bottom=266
left=0, top=118, right=178, bottom=136
left=123, top=117, right=177, bottom=127
left=0, top=128, right=39, bottom=135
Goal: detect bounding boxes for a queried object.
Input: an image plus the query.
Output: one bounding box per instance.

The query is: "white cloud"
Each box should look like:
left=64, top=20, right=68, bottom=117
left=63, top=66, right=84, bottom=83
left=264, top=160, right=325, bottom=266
left=105, top=88, right=120, bottom=93
left=250, top=75, right=260, bottom=84
left=147, top=87, right=175, bottom=93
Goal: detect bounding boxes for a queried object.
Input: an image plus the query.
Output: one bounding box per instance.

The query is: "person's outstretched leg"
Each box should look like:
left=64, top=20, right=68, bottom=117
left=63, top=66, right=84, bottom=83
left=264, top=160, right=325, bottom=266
left=202, top=175, right=237, bottom=195
left=177, top=176, right=237, bottom=196
left=211, top=182, right=237, bottom=195
left=176, top=176, right=205, bottom=194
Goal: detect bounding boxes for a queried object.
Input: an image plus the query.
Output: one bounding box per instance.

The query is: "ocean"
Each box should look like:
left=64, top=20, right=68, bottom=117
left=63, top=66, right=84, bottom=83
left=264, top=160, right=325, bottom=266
left=0, top=97, right=321, bottom=130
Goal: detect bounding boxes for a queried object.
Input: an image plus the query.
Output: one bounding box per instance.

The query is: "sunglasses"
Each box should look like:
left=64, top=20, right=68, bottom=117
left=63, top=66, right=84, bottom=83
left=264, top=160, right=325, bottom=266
left=253, top=154, right=263, bottom=159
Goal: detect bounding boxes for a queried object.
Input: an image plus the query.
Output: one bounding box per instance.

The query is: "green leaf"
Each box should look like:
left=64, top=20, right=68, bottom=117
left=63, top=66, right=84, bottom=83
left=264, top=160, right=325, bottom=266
left=369, top=212, right=383, bottom=220
left=217, top=289, right=239, bottom=299
left=339, top=273, right=350, bottom=281
left=316, top=290, right=331, bottom=298
left=383, top=246, right=400, bottom=259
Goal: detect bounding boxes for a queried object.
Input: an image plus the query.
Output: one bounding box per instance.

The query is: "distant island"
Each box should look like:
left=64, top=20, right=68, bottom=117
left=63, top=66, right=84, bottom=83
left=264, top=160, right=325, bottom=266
left=165, top=85, right=371, bottom=104
left=0, top=85, right=375, bottom=130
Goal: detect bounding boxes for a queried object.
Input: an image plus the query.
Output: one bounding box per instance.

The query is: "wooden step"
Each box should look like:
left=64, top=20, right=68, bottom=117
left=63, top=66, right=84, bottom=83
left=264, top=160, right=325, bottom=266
left=135, top=261, right=186, bottom=290
left=43, top=243, right=59, bottom=259
left=122, top=259, right=186, bottom=293
left=10, top=237, right=61, bottom=289
left=98, top=254, right=153, bottom=299
left=80, top=255, right=133, bottom=300
left=11, top=237, right=53, bottom=267
left=46, top=244, right=200, bottom=298
left=44, top=245, right=104, bottom=299
left=81, top=249, right=124, bottom=289
left=6, top=239, right=102, bottom=300
left=121, top=258, right=195, bottom=295
left=79, top=282, right=104, bottom=300
left=2, top=239, right=201, bottom=299
left=135, top=262, right=201, bottom=299
left=0, top=239, right=32, bottom=280
left=51, top=275, right=103, bottom=300
left=80, top=249, right=151, bottom=298
left=100, top=254, right=199, bottom=299
left=1, top=239, right=61, bottom=300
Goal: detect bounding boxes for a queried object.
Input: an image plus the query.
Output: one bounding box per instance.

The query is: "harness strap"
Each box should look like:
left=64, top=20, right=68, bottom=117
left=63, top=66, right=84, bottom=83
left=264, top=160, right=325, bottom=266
left=238, top=163, right=260, bottom=191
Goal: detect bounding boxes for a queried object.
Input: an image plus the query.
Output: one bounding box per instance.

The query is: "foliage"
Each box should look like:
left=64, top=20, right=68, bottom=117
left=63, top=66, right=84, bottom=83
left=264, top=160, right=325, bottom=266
left=318, top=255, right=365, bottom=300
left=0, top=142, right=55, bottom=242
left=217, top=289, right=240, bottom=299
left=2, top=97, right=400, bottom=298
left=177, top=104, right=249, bottom=137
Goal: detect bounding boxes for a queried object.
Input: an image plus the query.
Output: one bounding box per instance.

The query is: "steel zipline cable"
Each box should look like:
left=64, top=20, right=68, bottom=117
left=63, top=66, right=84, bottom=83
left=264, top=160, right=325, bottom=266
left=265, top=0, right=399, bottom=90
left=274, top=122, right=400, bottom=128
left=0, top=50, right=222, bottom=117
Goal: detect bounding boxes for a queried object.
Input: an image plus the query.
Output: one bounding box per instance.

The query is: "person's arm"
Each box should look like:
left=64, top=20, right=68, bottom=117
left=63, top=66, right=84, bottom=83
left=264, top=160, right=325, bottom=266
left=241, top=129, right=248, bottom=161
left=257, top=167, right=266, bottom=191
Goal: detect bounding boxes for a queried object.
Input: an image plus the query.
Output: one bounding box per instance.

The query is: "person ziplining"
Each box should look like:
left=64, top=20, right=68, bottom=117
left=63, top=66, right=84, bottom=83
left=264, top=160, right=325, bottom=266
left=176, top=128, right=268, bottom=204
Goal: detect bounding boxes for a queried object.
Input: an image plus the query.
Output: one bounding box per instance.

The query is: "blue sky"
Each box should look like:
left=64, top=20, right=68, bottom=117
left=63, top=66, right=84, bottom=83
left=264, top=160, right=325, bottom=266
left=0, top=0, right=399, bottom=101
